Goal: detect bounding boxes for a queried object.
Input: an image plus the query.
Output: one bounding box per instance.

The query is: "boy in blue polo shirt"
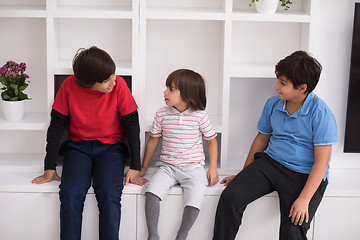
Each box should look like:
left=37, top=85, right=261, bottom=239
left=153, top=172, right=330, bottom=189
left=213, top=50, right=338, bottom=240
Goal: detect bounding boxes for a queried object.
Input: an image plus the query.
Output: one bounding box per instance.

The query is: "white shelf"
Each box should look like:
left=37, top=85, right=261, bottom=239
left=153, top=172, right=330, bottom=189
left=2, top=164, right=360, bottom=198
left=0, top=112, right=48, bottom=130
left=0, top=5, right=46, bottom=18
left=145, top=7, right=226, bottom=20
left=53, top=7, right=132, bottom=19
left=0, top=153, right=358, bottom=197
left=232, top=10, right=311, bottom=22
left=0, top=171, right=230, bottom=195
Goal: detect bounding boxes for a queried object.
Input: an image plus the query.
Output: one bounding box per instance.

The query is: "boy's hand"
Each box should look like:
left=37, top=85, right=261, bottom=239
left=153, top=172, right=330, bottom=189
left=125, top=169, right=148, bottom=186
left=289, top=197, right=309, bottom=226
left=207, top=168, right=219, bottom=187
left=220, top=175, right=235, bottom=186
left=32, top=170, right=61, bottom=184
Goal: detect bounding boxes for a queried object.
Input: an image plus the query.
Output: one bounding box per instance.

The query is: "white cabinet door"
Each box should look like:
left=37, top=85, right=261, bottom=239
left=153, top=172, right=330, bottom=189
left=313, top=197, right=360, bottom=240
left=0, top=192, right=60, bottom=240
left=0, top=192, right=136, bottom=240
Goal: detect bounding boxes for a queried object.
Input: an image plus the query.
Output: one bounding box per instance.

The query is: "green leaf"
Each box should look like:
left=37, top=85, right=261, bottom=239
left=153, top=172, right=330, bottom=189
left=9, top=83, right=17, bottom=90
left=1, top=92, right=10, bottom=100
left=18, top=92, right=29, bottom=101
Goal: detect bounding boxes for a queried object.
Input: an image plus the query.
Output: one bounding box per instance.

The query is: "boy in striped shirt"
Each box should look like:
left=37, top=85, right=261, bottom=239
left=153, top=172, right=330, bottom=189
left=141, top=69, right=219, bottom=240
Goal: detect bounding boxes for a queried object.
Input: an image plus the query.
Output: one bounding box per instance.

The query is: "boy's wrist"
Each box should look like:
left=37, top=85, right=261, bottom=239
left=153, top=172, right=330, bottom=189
left=208, top=166, right=218, bottom=172
left=297, top=193, right=312, bottom=203
left=208, top=162, right=217, bottom=169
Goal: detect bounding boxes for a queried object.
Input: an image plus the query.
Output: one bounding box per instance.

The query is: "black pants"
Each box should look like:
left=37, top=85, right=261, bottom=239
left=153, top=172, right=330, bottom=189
left=213, top=152, right=327, bottom=240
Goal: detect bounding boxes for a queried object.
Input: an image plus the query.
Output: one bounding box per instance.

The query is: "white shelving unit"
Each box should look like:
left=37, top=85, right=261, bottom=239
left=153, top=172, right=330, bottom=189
left=3, top=1, right=360, bottom=240
left=0, top=0, right=312, bottom=174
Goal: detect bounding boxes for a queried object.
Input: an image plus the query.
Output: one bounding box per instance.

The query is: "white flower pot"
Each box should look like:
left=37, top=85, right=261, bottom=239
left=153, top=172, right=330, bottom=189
left=255, top=0, right=279, bottom=14
left=1, top=100, right=25, bottom=121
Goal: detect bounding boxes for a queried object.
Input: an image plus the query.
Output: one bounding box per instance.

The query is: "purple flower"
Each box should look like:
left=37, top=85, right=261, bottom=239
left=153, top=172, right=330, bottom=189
left=6, top=61, right=14, bottom=67
left=19, top=63, right=26, bottom=70
left=1, top=60, right=30, bottom=100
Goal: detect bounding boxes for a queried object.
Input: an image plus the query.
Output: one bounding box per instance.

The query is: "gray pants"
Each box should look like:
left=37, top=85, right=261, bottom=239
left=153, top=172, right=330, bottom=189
left=145, top=161, right=208, bottom=209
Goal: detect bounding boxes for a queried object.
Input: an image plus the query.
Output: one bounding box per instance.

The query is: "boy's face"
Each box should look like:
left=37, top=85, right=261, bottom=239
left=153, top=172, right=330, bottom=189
left=90, top=73, right=116, bottom=93
left=164, top=83, right=187, bottom=112
left=274, top=75, right=307, bottom=102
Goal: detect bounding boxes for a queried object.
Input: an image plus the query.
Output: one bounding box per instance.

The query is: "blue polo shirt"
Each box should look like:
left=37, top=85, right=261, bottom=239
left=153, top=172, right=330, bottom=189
left=257, top=92, right=338, bottom=179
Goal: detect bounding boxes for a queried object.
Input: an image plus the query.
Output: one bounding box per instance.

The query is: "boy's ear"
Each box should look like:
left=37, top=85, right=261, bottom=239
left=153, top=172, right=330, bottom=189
left=298, top=83, right=307, bottom=93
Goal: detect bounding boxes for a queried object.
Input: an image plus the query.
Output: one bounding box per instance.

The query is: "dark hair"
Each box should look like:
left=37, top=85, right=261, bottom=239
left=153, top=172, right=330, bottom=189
left=166, top=69, right=207, bottom=111
left=275, top=50, right=322, bottom=93
left=72, top=46, right=116, bottom=88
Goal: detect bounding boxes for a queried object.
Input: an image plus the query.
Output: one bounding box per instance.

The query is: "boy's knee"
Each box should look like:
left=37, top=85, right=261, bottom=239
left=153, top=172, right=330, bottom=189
left=217, top=185, right=251, bottom=214
left=94, top=187, right=123, bottom=203
left=219, top=187, right=237, bottom=206
left=59, top=188, right=87, bottom=207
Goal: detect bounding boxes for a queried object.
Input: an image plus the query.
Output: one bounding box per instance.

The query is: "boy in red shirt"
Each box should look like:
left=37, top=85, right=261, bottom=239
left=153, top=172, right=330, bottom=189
left=32, top=46, right=147, bottom=240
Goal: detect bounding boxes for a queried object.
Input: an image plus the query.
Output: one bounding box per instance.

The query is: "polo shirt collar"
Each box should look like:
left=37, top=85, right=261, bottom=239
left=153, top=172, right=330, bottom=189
left=298, top=92, right=314, bottom=115
left=277, top=92, right=314, bottom=116
left=166, top=106, right=196, bottom=115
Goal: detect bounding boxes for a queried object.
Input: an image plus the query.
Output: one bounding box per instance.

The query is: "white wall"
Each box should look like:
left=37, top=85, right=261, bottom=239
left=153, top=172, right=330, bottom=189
left=310, top=0, right=360, bottom=169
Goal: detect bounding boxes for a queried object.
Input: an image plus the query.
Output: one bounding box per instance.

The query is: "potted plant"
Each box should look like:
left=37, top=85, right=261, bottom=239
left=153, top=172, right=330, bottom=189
left=0, top=61, right=31, bottom=121
left=249, top=0, right=293, bottom=14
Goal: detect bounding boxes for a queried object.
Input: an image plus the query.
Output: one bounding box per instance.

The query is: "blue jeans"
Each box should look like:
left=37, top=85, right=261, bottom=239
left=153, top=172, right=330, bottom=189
left=59, top=140, right=127, bottom=240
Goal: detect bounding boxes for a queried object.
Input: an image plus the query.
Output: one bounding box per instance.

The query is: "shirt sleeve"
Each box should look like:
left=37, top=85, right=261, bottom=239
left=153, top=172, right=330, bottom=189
left=44, top=109, right=69, bottom=170
left=121, top=110, right=141, bottom=171
left=149, top=110, right=162, bottom=137
left=312, top=108, right=338, bottom=146
left=199, top=112, right=217, bottom=140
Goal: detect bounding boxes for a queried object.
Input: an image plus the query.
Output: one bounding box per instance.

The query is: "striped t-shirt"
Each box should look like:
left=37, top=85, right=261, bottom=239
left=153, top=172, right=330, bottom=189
left=150, top=106, right=217, bottom=166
